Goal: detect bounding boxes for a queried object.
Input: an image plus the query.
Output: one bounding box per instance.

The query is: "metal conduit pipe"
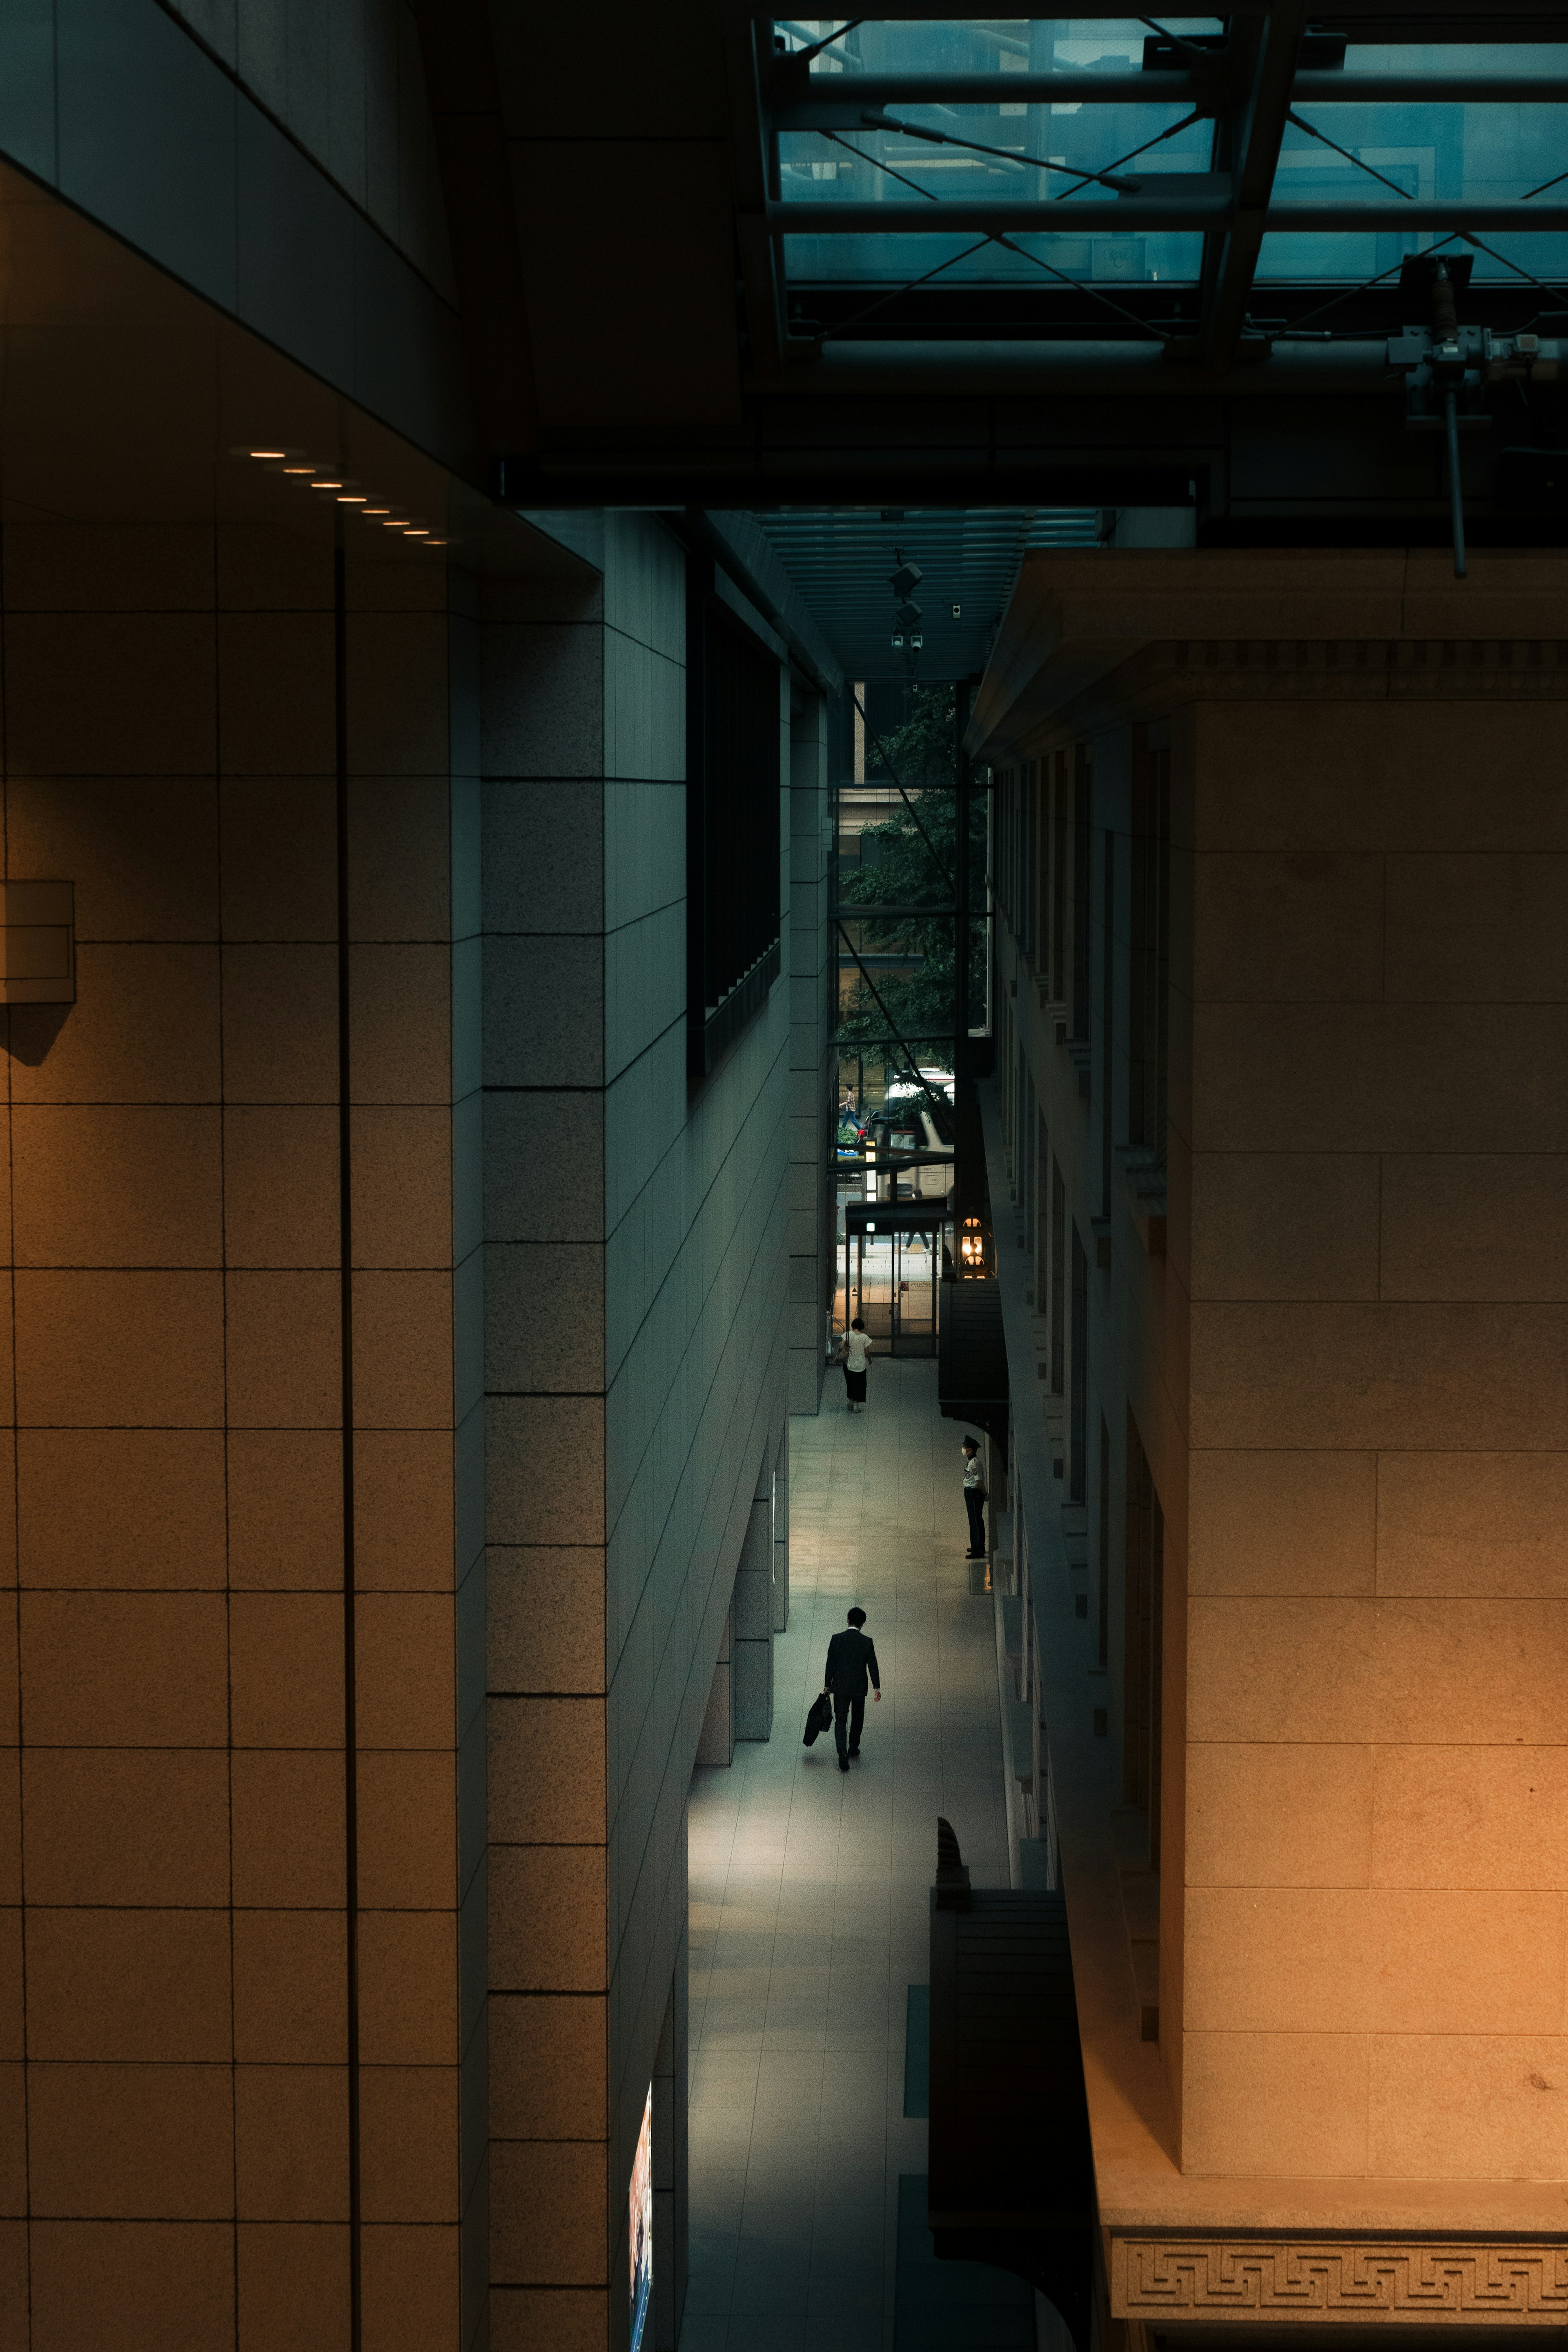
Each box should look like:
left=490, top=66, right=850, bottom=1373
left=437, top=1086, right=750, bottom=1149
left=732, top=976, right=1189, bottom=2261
left=761, top=340, right=1400, bottom=395
left=774, top=70, right=1568, bottom=111
left=769, top=196, right=1568, bottom=233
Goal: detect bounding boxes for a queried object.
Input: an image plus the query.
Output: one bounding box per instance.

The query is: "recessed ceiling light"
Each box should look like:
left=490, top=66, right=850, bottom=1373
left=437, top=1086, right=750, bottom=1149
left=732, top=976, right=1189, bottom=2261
left=403, top=528, right=429, bottom=537
left=381, top=518, right=407, bottom=528
left=249, top=449, right=287, bottom=459
left=283, top=466, right=315, bottom=475
left=361, top=507, right=389, bottom=517
left=337, top=494, right=366, bottom=504
left=312, top=479, right=343, bottom=490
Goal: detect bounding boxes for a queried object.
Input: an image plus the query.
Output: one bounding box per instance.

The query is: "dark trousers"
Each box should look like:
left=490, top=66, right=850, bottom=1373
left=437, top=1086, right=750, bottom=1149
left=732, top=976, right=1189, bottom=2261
left=833, top=1690, right=866, bottom=1757
left=964, top=1488, right=986, bottom=1554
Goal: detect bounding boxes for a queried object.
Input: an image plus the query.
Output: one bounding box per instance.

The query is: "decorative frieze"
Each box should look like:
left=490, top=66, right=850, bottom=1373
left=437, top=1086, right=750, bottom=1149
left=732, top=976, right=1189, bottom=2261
left=1111, top=2238, right=1568, bottom=2326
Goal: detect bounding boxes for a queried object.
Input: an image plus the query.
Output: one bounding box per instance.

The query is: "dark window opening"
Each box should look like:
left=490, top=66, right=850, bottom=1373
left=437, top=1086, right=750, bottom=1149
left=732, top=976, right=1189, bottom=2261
left=1071, top=749, right=1091, bottom=1044
left=1035, top=1106, right=1049, bottom=1310
left=1100, top=826, right=1114, bottom=1222
left=686, top=569, right=783, bottom=1079
left=1096, top=1413, right=1111, bottom=1673
left=1128, top=739, right=1171, bottom=1167
left=1051, top=754, right=1067, bottom=1007
left=1069, top=1223, right=1088, bottom=1503
left=1123, top=1411, right=1165, bottom=1870
left=1049, top=1157, right=1065, bottom=1396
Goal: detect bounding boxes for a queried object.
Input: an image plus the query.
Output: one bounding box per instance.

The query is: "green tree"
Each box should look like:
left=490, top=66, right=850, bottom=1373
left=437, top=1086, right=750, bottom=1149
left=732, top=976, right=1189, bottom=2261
left=838, top=685, right=987, bottom=1063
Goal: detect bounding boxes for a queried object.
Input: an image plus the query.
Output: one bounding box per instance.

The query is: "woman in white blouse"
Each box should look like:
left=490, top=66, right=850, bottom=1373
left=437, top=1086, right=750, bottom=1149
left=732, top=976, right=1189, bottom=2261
left=838, top=1317, right=873, bottom=1412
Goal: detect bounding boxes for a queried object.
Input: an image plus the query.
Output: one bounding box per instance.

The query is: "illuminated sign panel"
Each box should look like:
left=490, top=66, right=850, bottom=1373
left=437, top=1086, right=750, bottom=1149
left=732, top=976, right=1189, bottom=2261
left=630, top=2083, right=653, bottom=2352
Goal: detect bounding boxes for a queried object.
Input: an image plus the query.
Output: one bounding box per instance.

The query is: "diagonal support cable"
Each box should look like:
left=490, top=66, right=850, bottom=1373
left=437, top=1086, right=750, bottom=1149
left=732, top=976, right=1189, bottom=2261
left=852, top=692, right=955, bottom=894
left=1284, top=109, right=1419, bottom=203
left=864, top=110, right=1141, bottom=195
left=835, top=920, right=955, bottom=1137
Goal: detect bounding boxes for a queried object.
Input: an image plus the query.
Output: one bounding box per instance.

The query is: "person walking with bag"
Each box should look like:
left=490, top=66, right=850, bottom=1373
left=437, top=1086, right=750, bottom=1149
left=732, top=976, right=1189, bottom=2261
left=822, top=1606, right=880, bottom=1772
left=837, top=1316, right=873, bottom=1413
left=961, top=1437, right=987, bottom=1559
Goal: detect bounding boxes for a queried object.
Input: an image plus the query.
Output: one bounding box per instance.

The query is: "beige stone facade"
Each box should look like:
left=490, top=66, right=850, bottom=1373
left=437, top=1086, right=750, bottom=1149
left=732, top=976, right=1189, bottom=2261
left=974, top=551, right=1568, bottom=2332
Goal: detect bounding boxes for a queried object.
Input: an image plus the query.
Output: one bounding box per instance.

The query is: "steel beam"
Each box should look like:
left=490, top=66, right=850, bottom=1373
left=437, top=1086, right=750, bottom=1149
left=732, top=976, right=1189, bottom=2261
left=773, top=71, right=1568, bottom=117
left=760, top=0, right=1568, bottom=14
left=1200, top=3, right=1307, bottom=366
left=749, top=338, right=1395, bottom=394
left=725, top=16, right=785, bottom=376
left=768, top=196, right=1568, bottom=231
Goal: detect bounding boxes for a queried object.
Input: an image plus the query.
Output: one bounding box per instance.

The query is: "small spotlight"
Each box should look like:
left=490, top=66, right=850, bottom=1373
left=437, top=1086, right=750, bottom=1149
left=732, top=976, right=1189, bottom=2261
left=911, top=634, right=924, bottom=649
left=891, top=633, right=904, bottom=648
left=951, top=602, right=962, bottom=618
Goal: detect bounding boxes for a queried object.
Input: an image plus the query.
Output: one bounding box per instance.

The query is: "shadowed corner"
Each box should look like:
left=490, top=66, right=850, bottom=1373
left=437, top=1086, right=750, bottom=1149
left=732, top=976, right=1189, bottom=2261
left=5, top=1002, right=72, bottom=1065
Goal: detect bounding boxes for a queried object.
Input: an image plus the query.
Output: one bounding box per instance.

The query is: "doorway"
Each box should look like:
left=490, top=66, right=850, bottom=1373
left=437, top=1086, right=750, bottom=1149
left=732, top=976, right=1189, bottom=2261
left=847, top=1218, right=941, bottom=1357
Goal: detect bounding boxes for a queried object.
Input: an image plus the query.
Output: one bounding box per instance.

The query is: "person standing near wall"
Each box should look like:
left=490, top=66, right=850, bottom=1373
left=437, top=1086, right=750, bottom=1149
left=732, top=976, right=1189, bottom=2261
left=961, top=1437, right=987, bottom=1558
left=837, top=1316, right=873, bottom=1412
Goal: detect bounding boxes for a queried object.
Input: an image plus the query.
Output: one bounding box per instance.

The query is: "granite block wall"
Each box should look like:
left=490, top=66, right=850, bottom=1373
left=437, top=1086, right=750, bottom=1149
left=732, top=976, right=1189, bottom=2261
left=482, top=512, right=793, bottom=2352
left=0, top=514, right=477, bottom=2348
left=1178, top=694, right=1568, bottom=2183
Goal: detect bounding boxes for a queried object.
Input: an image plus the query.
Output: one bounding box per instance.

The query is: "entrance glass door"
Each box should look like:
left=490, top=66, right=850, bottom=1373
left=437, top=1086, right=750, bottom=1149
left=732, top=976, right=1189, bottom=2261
left=847, top=1223, right=940, bottom=1357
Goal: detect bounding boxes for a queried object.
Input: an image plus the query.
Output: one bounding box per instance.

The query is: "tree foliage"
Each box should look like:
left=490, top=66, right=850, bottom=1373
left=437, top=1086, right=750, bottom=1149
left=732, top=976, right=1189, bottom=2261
left=838, top=685, right=987, bottom=1062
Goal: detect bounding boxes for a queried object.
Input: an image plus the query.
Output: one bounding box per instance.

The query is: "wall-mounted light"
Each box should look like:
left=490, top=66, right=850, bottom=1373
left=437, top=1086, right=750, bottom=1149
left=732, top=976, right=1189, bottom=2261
left=958, top=1214, right=989, bottom=1278
left=241, top=450, right=450, bottom=548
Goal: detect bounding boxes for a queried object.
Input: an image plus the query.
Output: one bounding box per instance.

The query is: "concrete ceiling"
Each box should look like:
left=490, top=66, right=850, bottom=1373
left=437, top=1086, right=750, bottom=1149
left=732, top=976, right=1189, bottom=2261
left=753, top=505, right=1100, bottom=680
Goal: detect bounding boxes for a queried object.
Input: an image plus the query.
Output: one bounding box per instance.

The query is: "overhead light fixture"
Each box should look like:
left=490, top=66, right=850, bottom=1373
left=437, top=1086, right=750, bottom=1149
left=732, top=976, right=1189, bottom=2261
left=403, top=527, right=429, bottom=537
left=381, top=517, right=407, bottom=528
left=361, top=507, right=390, bottom=517
left=312, top=479, right=343, bottom=490
left=337, top=494, right=366, bottom=504
left=248, top=449, right=287, bottom=460
left=282, top=466, right=315, bottom=476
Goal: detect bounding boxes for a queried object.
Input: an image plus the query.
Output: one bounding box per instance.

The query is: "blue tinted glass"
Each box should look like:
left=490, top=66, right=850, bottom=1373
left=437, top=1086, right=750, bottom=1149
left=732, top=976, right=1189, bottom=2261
left=1257, top=44, right=1568, bottom=287
left=778, top=23, right=1568, bottom=294
left=782, top=16, right=1212, bottom=283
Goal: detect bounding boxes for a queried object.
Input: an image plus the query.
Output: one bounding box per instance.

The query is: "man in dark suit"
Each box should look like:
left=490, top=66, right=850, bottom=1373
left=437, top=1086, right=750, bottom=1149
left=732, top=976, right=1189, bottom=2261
left=823, top=1606, right=881, bottom=1773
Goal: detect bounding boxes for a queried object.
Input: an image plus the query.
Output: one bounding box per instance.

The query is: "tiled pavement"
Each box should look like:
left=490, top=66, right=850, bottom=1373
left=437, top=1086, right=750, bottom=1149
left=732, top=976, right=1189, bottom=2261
left=680, top=1358, right=1009, bottom=2352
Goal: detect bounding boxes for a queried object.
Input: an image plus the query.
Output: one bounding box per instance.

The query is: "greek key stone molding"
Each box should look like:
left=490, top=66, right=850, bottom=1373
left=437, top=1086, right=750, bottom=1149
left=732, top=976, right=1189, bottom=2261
left=1111, top=2238, right=1568, bottom=2326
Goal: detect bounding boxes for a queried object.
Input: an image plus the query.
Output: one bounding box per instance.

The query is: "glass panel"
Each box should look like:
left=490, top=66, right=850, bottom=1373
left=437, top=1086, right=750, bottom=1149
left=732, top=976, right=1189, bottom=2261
left=780, top=22, right=1568, bottom=296
left=1257, top=45, right=1568, bottom=288
left=781, top=17, right=1215, bottom=285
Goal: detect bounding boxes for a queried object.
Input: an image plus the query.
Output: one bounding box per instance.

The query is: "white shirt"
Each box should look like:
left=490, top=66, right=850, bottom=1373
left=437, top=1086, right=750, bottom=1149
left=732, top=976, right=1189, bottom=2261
left=843, top=1330, right=872, bottom=1373
left=962, top=1449, right=982, bottom=1488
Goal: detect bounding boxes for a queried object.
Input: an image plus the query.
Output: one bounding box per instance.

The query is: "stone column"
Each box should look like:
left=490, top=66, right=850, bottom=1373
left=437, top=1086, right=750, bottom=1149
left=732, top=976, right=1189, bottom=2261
left=787, top=686, right=833, bottom=1412
left=651, top=1936, right=689, bottom=2352
left=771, top=1422, right=790, bottom=1634
left=695, top=1605, right=735, bottom=1767
left=732, top=1464, right=774, bottom=1742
